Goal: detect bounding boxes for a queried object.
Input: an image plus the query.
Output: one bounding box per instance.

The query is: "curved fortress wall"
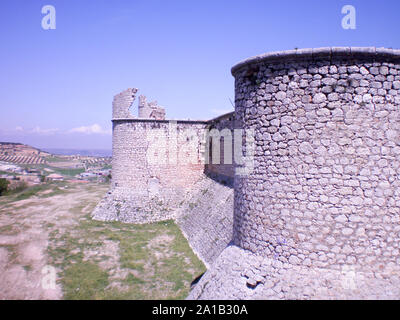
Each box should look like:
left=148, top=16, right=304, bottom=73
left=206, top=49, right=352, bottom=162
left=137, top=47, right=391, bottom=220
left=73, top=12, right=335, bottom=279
left=112, top=119, right=207, bottom=194
left=94, top=88, right=236, bottom=268
left=232, top=48, right=400, bottom=272
left=93, top=88, right=209, bottom=223
left=95, top=87, right=237, bottom=226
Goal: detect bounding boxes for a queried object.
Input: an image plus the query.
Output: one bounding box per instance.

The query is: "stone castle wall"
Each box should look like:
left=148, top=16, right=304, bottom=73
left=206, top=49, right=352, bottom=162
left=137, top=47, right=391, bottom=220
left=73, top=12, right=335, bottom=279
left=138, top=95, right=166, bottom=120
left=176, top=175, right=234, bottom=268
left=112, top=88, right=138, bottom=119
left=204, top=112, right=235, bottom=185
left=93, top=86, right=238, bottom=223
left=94, top=87, right=210, bottom=223
left=94, top=47, right=400, bottom=299
left=112, top=119, right=207, bottom=193
left=93, top=119, right=209, bottom=223
left=232, top=47, right=400, bottom=273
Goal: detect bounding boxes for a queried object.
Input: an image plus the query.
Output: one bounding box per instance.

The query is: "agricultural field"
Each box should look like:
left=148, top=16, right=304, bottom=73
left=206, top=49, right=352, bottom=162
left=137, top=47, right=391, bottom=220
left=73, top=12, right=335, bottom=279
left=0, top=155, right=46, bottom=164
left=0, top=143, right=112, bottom=187
left=0, top=142, right=111, bottom=169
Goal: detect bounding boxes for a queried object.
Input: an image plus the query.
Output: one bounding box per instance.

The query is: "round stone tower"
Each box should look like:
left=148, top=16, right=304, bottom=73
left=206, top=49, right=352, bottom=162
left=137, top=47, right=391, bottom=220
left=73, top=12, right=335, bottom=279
left=231, top=47, right=400, bottom=273
left=93, top=88, right=207, bottom=224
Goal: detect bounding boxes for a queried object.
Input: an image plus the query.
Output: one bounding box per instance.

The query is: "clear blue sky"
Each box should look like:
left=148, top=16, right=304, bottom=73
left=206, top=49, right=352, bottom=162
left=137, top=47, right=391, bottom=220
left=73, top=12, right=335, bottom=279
left=0, top=0, right=399, bottom=150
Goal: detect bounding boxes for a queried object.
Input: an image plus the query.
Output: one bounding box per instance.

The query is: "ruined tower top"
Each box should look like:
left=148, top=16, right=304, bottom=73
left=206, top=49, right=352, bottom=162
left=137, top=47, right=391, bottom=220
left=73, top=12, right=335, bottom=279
left=138, top=95, right=166, bottom=120
left=112, top=88, right=166, bottom=120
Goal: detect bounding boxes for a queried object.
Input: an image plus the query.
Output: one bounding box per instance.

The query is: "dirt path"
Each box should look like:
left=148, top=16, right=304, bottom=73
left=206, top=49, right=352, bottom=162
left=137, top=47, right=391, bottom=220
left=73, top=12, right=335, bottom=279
left=0, top=182, right=205, bottom=300
left=0, top=183, right=109, bottom=299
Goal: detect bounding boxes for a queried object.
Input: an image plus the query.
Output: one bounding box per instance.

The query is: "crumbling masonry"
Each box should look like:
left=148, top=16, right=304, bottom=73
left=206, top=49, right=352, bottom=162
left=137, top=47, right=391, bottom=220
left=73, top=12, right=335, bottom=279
left=93, top=47, right=400, bottom=299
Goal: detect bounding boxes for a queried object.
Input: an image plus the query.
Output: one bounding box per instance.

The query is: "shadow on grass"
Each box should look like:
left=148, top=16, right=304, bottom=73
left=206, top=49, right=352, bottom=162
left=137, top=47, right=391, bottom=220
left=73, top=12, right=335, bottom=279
left=47, top=204, right=207, bottom=300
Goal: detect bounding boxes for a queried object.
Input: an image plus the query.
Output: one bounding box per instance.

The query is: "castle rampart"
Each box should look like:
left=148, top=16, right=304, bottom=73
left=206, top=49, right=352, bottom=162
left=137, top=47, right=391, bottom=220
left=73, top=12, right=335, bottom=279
left=95, top=47, right=400, bottom=299
left=93, top=88, right=236, bottom=224
left=232, top=47, right=400, bottom=272
left=204, top=111, right=235, bottom=185
left=189, top=47, right=400, bottom=300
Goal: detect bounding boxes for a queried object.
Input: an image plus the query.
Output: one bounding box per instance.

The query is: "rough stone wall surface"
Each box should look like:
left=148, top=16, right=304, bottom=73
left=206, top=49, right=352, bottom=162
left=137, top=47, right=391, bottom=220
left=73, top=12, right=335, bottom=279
left=95, top=47, right=400, bottom=299
left=188, top=245, right=400, bottom=300
left=189, top=47, right=400, bottom=300
left=138, top=95, right=166, bottom=120
left=112, top=88, right=138, bottom=119
left=94, top=86, right=237, bottom=266
left=92, top=119, right=208, bottom=223
left=95, top=85, right=237, bottom=225
left=149, top=108, right=166, bottom=120
left=204, top=112, right=235, bottom=185
left=232, top=47, right=400, bottom=275
left=111, top=120, right=207, bottom=191
left=176, top=175, right=234, bottom=268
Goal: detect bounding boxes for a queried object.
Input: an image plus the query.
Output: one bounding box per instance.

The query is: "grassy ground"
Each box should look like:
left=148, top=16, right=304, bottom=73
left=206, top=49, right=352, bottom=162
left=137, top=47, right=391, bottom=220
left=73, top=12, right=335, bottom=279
left=18, top=162, right=85, bottom=177
left=0, top=181, right=206, bottom=299
left=48, top=167, right=85, bottom=177
left=48, top=215, right=205, bottom=299
left=3, top=181, right=68, bottom=202
left=45, top=156, right=68, bottom=163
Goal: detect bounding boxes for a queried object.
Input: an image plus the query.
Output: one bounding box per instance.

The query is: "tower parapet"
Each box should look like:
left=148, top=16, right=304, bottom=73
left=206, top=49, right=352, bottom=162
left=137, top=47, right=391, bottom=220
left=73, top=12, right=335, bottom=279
left=232, top=47, right=400, bottom=272
left=190, top=47, right=400, bottom=300
left=138, top=95, right=166, bottom=120
left=93, top=88, right=208, bottom=223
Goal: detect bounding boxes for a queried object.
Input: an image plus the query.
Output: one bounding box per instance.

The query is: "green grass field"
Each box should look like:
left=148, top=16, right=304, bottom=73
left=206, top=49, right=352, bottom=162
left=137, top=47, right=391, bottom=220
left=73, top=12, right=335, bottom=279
left=1, top=180, right=205, bottom=300
left=43, top=185, right=205, bottom=300
left=48, top=214, right=206, bottom=299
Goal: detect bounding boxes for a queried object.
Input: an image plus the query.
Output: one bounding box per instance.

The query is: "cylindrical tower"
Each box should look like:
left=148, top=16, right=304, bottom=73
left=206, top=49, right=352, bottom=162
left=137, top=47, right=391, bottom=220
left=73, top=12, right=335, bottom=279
left=232, top=47, right=400, bottom=273
left=93, top=87, right=208, bottom=224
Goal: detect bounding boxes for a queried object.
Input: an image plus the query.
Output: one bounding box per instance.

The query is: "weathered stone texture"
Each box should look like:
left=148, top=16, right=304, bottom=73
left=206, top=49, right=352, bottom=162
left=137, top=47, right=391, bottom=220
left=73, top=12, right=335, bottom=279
left=189, top=47, right=400, bottom=300
left=95, top=47, right=400, bottom=299
left=112, top=88, right=166, bottom=120
left=93, top=119, right=208, bottom=223
left=232, top=48, right=400, bottom=275
left=94, top=88, right=236, bottom=224
left=188, top=245, right=400, bottom=300
left=176, top=176, right=233, bottom=268
left=204, top=112, right=235, bottom=184
left=138, top=95, right=166, bottom=120
left=112, top=88, right=138, bottom=119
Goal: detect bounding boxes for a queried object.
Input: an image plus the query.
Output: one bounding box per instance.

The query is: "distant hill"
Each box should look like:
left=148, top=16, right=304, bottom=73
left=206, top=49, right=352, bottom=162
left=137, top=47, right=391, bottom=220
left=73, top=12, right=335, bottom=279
left=0, top=142, right=112, bottom=165
left=0, top=142, right=50, bottom=156
left=0, top=142, right=50, bottom=164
